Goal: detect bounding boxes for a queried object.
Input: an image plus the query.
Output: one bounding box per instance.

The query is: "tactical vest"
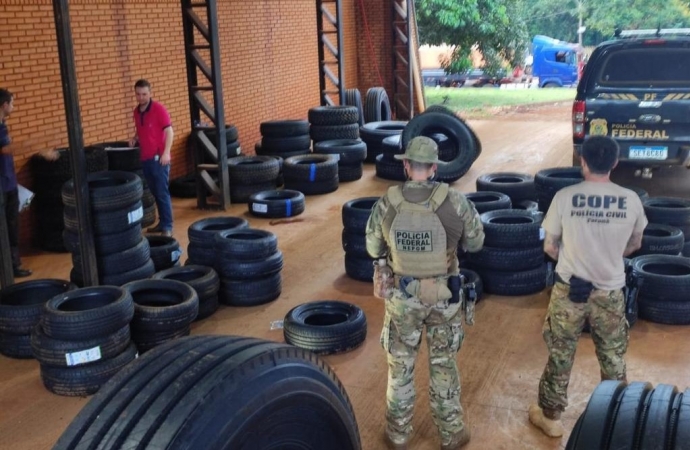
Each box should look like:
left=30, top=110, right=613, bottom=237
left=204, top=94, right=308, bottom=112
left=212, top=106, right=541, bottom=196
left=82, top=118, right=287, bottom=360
left=387, top=183, right=449, bottom=278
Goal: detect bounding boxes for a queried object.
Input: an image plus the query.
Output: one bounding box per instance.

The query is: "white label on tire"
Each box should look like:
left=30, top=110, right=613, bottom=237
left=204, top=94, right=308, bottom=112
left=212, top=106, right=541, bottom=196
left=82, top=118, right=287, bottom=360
left=252, top=203, right=268, bottom=213
left=539, top=227, right=545, bottom=241
left=171, top=250, right=182, bottom=262
left=65, top=346, right=102, bottom=366
left=128, top=206, right=144, bottom=224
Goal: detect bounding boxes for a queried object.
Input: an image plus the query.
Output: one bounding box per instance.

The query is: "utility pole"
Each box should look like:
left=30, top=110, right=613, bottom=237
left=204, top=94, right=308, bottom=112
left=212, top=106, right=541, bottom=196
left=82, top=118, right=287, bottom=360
left=577, top=0, right=584, bottom=46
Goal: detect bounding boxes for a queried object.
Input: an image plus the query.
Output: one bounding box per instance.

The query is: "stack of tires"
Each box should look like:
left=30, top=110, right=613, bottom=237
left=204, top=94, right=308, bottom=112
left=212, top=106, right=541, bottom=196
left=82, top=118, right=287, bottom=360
left=62, top=171, right=155, bottom=287
left=123, top=279, right=199, bottom=353
left=283, top=154, right=339, bottom=195
left=227, top=156, right=281, bottom=203
left=534, top=167, right=583, bottom=212
left=642, top=197, right=690, bottom=257
left=248, top=189, right=306, bottom=219
left=364, top=87, right=392, bottom=123
left=361, top=120, right=406, bottom=163
left=466, top=209, right=547, bottom=296
left=146, top=235, right=183, bottom=271
left=631, top=223, right=684, bottom=257
left=375, top=134, right=406, bottom=181
left=400, top=105, right=480, bottom=183
left=186, top=216, right=249, bottom=268
left=204, top=124, right=241, bottom=159
left=30, top=146, right=108, bottom=252
left=313, top=139, right=367, bottom=182
left=0, top=279, right=74, bottom=359
left=567, top=380, right=690, bottom=450
left=214, top=228, right=283, bottom=306
left=342, top=197, right=379, bottom=282
left=631, top=254, right=690, bottom=325
left=31, top=286, right=137, bottom=396
left=153, top=265, right=221, bottom=321
left=96, top=141, right=157, bottom=228
left=309, top=106, right=360, bottom=144
left=476, top=172, right=537, bottom=209
left=256, top=120, right=311, bottom=159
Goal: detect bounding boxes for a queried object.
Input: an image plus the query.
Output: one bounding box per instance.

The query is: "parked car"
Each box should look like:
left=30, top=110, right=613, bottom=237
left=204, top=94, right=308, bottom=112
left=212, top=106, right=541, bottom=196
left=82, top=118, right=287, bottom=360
left=421, top=69, right=466, bottom=87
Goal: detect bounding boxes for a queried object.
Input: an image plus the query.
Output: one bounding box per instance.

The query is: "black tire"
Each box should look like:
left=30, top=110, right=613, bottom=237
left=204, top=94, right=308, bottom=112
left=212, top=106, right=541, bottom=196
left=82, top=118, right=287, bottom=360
left=674, top=388, right=690, bottom=449
left=255, top=142, right=311, bottom=158
left=62, top=171, right=143, bottom=212
left=230, top=180, right=279, bottom=204
left=195, top=295, right=220, bottom=321
left=31, top=146, right=108, bottom=180
left=639, top=384, right=679, bottom=449
left=40, top=342, right=138, bottom=397
left=100, top=142, right=141, bottom=171
left=339, top=163, right=364, bottom=182
left=381, top=134, right=403, bottom=161
left=227, top=156, right=280, bottom=185
left=342, top=197, right=380, bottom=232
left=63, top=201, right=143, bottom=236
left=568, top=380, right=627, bottom=450
left=284, top=301, right=367, bottom=355
left=261, top=134, right=312, bottom=153
left=535, top=167, right=584, bottom=212
left=465, top=191, right=512, bottom=214
left=260, top=120, right=310, bottom=138
left=214, top=228, right=278, bottom=260
left=219, top=272, right=282, bottom=306
left=308, top=106, right=359, bottom=126
left=476, top=172, right=536, bottom=203
left=169, top=175, right=197, bottom=199
left=0, top=279, right=75, bottom=335
left=284, top=177, right=339, bottom=196
left=466, top=245, right=544, bottom=271
left=514, top=200, right=539, bottom=212
left=31, top=323, right=131, bottom=367
left=364, top=87, right=392, bottom=123
left=345, top=88, right=365, bottom=127
left=402, top=112, right=477, bottom=181
left=186, top=244, right=216, bottom=267
left=632, top=255, right=690, bottom=302
left=0, top=332, right=32, bottom=359
left=342, top=230, right=368, bottom=258
left=424, top=104, right=482, bottom=159
left=188, top=216, right=249, bottom=247
left=638, top=297, right=690, bottom=325
left=310, top=123, right=360, bottom=142
left=359, top=121, right=406, bottom=143
left=460, top=269, right=484, bottom=303
left=130, top=325, right=190, bottom=354
left=72, top=237, right=151, bottom=277
left=41, top=286, right=135, bottom=340
left=313, top=139, right=367, bottom=164
left=124, top=279, right=199, bottom=332
left=643, top=197, right=690, bottom=236
left=607, top=381, right=653, bottom=450
left=480, top=209, right=544, bottom=249
left=63, top=225, right=143, bottom=256
left=152, top=265, right=220, bottom=300
left=248, top=189, right=306, bottom=218
left=216, top=250, right=284, bottom=280
left=100, top=259, right=157, bottom=287
left=472, top=264, right=548, bottom=296
left=344, top=254, right=374, bottom=282
left=51, top=336, right=361, bottom=449
left=375, top=153, right=406, bottom=181
left=283, top=154, right=339, bottom=181
left=146, top=235, right=182, bottom=271
left=633, top=223, right=684, bottom=257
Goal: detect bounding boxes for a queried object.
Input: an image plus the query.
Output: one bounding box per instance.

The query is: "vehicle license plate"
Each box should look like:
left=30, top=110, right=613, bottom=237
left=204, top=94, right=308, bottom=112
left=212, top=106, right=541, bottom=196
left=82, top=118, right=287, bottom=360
left=628, top=146, right=667, bottom=160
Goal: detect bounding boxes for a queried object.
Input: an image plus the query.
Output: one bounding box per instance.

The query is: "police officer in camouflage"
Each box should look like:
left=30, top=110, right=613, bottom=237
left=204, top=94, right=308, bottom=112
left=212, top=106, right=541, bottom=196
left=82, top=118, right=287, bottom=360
left=365, top=136, right=484, bottom=450
left=529, top=136, right=647, bottom=437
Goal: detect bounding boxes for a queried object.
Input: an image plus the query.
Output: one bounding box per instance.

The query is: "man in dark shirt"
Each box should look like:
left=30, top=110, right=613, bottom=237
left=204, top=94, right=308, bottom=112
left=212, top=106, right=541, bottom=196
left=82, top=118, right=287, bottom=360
left=0, top=89, right=31, bottom=277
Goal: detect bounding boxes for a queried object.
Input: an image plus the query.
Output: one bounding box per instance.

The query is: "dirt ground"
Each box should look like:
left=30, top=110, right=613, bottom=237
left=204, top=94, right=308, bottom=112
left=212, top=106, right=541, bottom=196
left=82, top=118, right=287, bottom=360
left=2, top=102, right=690, bottom=450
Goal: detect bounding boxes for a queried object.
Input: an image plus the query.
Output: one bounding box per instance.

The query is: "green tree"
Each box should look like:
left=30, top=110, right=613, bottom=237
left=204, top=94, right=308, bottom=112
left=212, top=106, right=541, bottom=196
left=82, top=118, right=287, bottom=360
left=415, top=0, right=529, bottom=75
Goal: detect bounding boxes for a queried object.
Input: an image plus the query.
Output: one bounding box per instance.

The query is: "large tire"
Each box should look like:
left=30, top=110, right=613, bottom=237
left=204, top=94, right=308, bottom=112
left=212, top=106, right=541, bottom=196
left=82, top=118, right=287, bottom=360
left=214, top=228, right=278, bottom=260
left=424, top=104, right=483, bottom=159
left=0, top=279, right=75, bottom=335
left=632, top=255, right=690, bottom=302
left=310, top=123, right=360, bottom=142
left=567, top=380, right=627, bottom=450
left=308, top=106, right=359, bottom=126
left=313, top=139, right=367, bottom=164
left=248, top=190, right=306, bottom=218
left=52, top=336, right=361, bottom=450
left=227, top=156, right=280, bottom=185
left=284, top=301, right=367, bottom=355
left=643, top=197, right=690, bottom=238
left=260, top=120, right=310, bottom=138
left=476, top=172, right=536, bottom=204
left=364, top=87, right=392, bottom=123
left=345, top=88, right=365, bottom=127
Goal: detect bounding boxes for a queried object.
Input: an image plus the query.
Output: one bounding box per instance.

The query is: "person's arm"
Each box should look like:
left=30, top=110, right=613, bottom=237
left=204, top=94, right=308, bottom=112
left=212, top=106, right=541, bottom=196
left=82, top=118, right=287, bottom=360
left=0, top=123, right=12, bottom=155
left=452, top=191, right=484, bottom=253
left=544, top=232, right=561, bottom=260
left=623, top=230, right=643, bottom=256
left=365, top=197, right=390, bottom=259
left=160, top=126, right=173, bottom=165
left=128, top=131, right=138, bottom=148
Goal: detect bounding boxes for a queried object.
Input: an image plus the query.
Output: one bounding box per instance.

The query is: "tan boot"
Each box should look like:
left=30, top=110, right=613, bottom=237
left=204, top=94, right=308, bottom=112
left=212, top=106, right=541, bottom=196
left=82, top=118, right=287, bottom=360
left=528, top=404, right=564, bottom=438
left=384, top=430, right=409, bottom=450
left=441, top=427, right=471, bottom=450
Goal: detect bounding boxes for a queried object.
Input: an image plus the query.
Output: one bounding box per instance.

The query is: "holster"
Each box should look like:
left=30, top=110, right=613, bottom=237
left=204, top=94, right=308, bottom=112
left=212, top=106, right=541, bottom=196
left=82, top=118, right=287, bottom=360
left=566, top=275, right=594, bottom=303
left=448, top=274, right=461, bottom=304
left=624, top=262, right=643, bottom=317
left=457, top=273, right=476, bottom=326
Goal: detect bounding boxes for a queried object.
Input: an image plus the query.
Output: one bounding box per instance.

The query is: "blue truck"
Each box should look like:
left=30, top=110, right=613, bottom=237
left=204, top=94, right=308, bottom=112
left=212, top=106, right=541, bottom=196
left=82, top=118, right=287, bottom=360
left=530, top=35, right=581, bottom=87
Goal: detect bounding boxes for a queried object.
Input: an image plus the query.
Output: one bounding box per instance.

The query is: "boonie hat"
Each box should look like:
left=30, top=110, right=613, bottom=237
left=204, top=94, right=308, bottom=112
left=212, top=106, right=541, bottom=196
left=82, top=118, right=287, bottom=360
left=394, top=136, right=446, bottom=165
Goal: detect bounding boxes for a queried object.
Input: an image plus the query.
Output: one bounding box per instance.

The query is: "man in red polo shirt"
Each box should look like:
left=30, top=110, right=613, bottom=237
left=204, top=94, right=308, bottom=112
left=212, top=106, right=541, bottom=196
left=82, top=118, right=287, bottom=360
left=129, top=79, right=174, bottom=237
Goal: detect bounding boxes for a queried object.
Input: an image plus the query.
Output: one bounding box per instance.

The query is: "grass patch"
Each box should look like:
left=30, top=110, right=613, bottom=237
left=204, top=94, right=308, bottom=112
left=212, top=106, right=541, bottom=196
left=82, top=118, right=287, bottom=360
left=425, top=87, right=576, bottom=117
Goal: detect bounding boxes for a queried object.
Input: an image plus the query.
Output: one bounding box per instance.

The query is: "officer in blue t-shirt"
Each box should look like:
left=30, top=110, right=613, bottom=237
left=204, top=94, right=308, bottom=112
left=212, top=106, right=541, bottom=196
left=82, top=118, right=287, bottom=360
left=0, top=89, right=31, bottom=278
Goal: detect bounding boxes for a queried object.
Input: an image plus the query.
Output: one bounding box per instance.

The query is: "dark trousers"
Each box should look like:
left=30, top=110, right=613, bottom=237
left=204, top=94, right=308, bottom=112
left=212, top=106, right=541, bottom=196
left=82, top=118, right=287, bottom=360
left=142, top=159, right=173, bottom=230
left=3, top=189, right=20, bottom=268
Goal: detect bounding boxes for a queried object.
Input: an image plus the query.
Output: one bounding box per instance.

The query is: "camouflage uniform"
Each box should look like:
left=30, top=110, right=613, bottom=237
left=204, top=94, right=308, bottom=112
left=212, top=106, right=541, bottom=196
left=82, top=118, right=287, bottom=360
left=539, top=281, right=628, bottom=414
left=366, top=138, right=484, bottom=446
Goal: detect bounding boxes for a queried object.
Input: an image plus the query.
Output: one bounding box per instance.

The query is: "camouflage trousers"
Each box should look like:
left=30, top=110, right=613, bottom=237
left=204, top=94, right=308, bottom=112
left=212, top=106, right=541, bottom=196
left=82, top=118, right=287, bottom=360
left=380, top=282, right=465, bottom=444
left=538, top=281, right=629, bottom=414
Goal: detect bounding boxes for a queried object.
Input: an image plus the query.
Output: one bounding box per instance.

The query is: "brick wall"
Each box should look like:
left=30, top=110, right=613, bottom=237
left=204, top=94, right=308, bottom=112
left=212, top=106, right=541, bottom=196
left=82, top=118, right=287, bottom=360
left=0, top=0, right=396, bottom=249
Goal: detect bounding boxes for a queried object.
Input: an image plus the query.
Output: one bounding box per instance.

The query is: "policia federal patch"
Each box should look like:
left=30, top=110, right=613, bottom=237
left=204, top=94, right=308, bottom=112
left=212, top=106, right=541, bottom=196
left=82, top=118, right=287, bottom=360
left=395, top=230, right=433, bottom=252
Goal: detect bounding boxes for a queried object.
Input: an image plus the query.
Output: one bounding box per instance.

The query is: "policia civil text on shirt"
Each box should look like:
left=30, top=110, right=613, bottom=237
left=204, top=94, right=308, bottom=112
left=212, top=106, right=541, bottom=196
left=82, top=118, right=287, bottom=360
left=365, top=136, right=484, bottom=450
left=529, top=136, right=647, bottom=438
